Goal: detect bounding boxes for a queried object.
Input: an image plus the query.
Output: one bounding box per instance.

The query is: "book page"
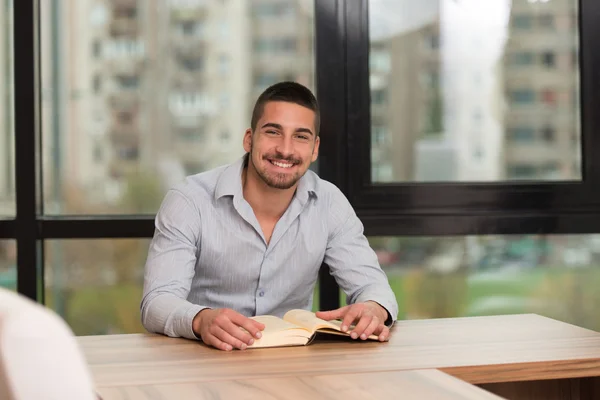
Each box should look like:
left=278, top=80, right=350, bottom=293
left=282, top=309, right=342, bottom=333
left=247, top=315, right=312, bottom=348
left=251, top=315, right=312, bottom=334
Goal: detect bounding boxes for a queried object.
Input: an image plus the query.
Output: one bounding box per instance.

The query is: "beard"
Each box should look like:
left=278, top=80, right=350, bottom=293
left=249, top=145, right=304, bottom=190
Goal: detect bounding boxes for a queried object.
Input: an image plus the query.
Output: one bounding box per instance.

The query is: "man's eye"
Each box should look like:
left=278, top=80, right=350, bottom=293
left=297, top=135, right=309, bottom=140
left=266, top=130, right=278, bottom=135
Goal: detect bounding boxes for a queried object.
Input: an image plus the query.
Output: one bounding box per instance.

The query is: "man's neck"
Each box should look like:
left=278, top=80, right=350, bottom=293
left=242, top=165, right=296, bottom=221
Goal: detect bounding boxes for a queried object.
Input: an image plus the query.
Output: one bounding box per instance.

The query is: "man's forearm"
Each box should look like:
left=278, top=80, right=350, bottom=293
left=141, top=293, right=206, bottom=340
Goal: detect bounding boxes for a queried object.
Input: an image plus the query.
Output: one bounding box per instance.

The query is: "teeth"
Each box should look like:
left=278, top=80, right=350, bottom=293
left=272, top=161, right=293, bottom=168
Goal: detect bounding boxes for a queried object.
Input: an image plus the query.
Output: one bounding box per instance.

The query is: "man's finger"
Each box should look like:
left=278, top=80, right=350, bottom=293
left=221, top=319, right=256, bottom=346
left=350, top=314, right=373, bottom=339
left=315, top=305, right=350, bottom=322
left=341, top=305, right=362, bottom=333
left=205, top=333, right=232, bottom=351
left=212, top=325, right=248, bottom=350
left=230, top=314, right=265, bottom=339
left=360, top=318, right=381, bottom=340
left=377, top=325, right=391, bottom=342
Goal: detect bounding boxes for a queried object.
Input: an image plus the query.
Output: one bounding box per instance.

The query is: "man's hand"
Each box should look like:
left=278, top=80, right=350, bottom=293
left=193, top=308, right=265, bottom=351
left=316, top=302, right=390, bottom=342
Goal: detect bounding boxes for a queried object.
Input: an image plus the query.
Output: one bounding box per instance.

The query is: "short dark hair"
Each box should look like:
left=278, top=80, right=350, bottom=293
left=251, top=81, right=320, bottom=136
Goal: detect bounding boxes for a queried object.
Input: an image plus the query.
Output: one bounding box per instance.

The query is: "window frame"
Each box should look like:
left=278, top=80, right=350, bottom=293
left=341, top=0, right=600, bottom=238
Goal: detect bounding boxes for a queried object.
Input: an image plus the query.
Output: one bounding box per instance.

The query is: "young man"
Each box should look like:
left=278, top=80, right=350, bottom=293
left=141, top=82, right=398, bottom=351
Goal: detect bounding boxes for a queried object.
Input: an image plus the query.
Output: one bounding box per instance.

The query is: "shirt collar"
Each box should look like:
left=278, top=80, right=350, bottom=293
left=214, top=153, right=318, bottom=204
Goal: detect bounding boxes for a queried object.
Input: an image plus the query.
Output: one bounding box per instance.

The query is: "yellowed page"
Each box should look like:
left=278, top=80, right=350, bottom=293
left=282, top=309, right=342, bottom=333
left=246, top=315, right=311, bottom=348
left=283, top=310, right=379, bottom=340
left=251, top=315, right=311, bottom=333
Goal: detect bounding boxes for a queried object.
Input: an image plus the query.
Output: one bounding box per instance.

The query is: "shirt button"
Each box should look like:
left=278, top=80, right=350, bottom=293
left=259, top=290, right=265, bottom=297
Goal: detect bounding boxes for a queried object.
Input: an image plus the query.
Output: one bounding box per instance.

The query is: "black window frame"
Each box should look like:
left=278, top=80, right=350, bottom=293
left=2, top=0, right=598, bottom=318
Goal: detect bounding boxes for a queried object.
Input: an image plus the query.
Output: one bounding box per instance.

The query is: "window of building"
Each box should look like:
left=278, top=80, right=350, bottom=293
left=116, top=75, right=139, bottom=89
left=372, top=126, right=388, bottom=146
left=511, top=51, right=534, bottom=66
left=541, top=126, right=555, bottom=142
left=93, top=75, right=102, bottom=93
left=509, top=89, right=535, bottom=104
left=510, top=127, right=535, bottom=142
left=508, top=164, right=536, bottom=178
left=512, top=15, right=532, bottom=29
left=541, top=51, right=555, bottom=68
left=538, top=14, right=555, bottom=29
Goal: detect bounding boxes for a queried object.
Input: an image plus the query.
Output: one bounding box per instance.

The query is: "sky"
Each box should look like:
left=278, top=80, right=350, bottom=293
left=369, top=0, right=512, bottom=41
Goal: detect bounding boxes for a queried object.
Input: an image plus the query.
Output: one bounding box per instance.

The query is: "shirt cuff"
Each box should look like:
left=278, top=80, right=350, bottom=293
left=170, top=303, right=208, bottom=340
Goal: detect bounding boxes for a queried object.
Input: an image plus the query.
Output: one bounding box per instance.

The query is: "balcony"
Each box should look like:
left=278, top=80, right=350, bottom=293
left=111, top=0, right=138, bottom=9
left=109, top=18, right=139, bottom=38
left=109, top=120, right=139, bottom=144
left=108, top=91, right=139, bottom=112
left=172, top=36, right=206, bottom=60
left=169, top=3, right=208, bottom=22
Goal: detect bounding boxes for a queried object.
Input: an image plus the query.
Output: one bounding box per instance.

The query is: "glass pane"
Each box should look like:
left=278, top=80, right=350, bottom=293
left=366, top=234, right=600, bottom=331
left=41, top=0, right=315, bottom=215
left=369, top=0, right=580, bottom=182
left=45, top=239, right=150, bottom=335
left=0, top=241, right=16, bottom=291
left=0, top=1, right=15, bottom=216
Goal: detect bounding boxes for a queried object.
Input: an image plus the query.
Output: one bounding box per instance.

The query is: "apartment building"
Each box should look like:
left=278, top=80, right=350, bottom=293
left=502, top=0, right=579, bottom=180
left=39, top=0, right=315, bottom=212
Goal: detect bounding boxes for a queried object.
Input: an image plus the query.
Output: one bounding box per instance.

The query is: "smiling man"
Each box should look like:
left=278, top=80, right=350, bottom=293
left=140, top=82, right=398, bottom=351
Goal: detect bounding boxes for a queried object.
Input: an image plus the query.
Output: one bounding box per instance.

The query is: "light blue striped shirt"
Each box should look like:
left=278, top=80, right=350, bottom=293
left=140, top=155, right=398, bottom=340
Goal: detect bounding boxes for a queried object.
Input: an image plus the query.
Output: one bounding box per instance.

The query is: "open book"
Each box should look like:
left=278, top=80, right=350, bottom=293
left=246, top=309, right=379, bottom=349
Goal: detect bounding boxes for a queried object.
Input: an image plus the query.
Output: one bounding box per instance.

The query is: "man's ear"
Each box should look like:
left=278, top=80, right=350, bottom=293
left=243, top=129, right=253, bottom=153
left=311, top=136, right=320, bottom=162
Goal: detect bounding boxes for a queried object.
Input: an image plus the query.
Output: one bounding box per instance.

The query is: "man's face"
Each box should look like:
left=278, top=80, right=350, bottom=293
left=243, top=101, right=320, bottom=190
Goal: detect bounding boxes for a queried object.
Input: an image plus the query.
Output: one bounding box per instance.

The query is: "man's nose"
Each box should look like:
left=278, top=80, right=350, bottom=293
left=277, top=136, right=294, bottom=156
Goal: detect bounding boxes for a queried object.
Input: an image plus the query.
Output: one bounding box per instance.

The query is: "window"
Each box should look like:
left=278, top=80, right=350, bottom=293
left=367, top=0, right=580, bottom=183
left=8, top=0, right=599, bottom=343
left=541, top=126, right=555, bottom=142
left=93, top=75, right=102, bottom=93
left=510, top=127, right=535, bottom=142
left=40, top=0, right=314, bottom=216
left=218, top=54, right=229, bottom=75
left=511, top=51, right=534, bottom=66
left=116, top=75, right=139, bottom=89
left=179, top=128, right=204, bottom=142
left=45, top=240, right=150, bottom=335
left=508, top=164, right=536, bottom=179
left=372, top=126, right=388, bottom=146
left=542, top=51, right=555, bottom=68
left=538, top=14, right=554, bottom=29
left=371, top=89, right=386, bottom=105
left=367, top=234, right=600, bottom=331
left=510, top=89, right=535, bottom=104
left=512, top=15, right=532, bottom=29
left=92, top=40, right=102, bottom=59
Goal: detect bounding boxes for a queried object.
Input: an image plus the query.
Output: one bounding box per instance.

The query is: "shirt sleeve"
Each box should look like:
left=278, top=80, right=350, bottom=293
left=140, top=188, right=207, bottom=340
left=323, top=191, right=399, bottom=326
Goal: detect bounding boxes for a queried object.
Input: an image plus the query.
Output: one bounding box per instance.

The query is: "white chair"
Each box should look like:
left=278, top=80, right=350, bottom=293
left=0, top=288, right=98, bottom=400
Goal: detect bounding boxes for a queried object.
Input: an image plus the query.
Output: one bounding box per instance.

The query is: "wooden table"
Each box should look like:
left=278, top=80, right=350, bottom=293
left=96, top=369, right=504, bottom=400
left=79, top=314, right=600, bottom=399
